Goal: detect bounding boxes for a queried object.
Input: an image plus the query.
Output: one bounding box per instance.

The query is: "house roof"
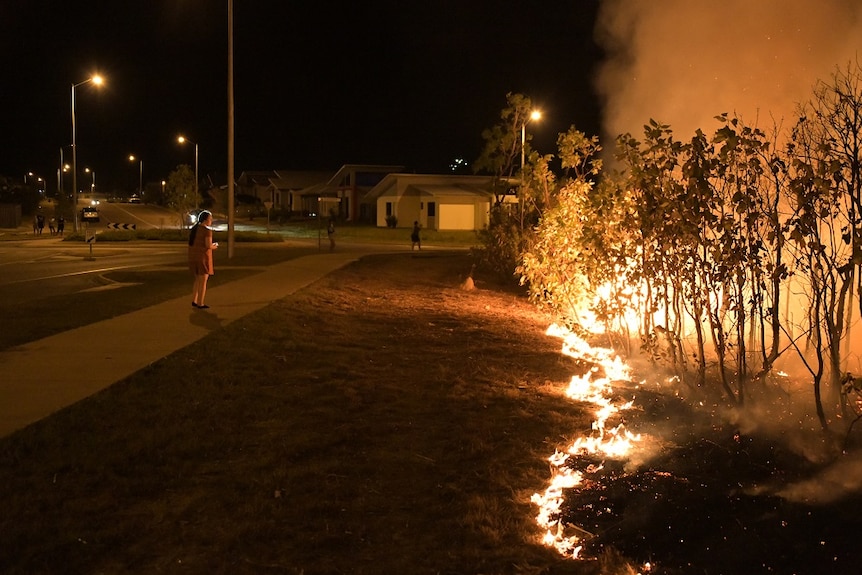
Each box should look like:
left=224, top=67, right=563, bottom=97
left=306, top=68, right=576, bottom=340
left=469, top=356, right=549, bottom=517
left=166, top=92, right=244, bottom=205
left=364, top=173, right=496, bottom=202
left=402, top=183, right=493, bottom=198
left=269, top=171, right=331, bottom=190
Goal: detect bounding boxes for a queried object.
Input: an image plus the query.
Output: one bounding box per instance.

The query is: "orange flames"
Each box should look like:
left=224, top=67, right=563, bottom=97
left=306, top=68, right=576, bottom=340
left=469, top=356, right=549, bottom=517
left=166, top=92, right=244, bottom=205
left=532, top=324, right=648, bottom=563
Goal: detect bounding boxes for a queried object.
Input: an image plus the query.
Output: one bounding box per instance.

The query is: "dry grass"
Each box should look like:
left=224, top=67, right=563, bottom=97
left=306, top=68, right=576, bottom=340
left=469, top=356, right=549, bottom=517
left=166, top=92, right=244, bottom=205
left=0, top=252, right=601, bottom=574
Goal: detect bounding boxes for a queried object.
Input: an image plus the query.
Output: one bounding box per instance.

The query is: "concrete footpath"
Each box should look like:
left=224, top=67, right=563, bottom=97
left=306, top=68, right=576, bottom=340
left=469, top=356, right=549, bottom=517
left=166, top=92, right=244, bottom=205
left=0, top=249, right=368, bottom=438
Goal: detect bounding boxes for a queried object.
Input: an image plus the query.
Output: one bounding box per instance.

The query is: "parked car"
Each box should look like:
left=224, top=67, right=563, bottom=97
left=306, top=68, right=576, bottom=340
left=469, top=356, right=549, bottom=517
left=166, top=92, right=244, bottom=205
left=81, top=206, right=100, bottom=223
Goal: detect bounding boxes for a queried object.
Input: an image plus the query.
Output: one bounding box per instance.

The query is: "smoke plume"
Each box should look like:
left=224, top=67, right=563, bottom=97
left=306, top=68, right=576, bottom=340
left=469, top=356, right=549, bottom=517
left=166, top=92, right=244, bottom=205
left=595, top=0, right=862, bottom=140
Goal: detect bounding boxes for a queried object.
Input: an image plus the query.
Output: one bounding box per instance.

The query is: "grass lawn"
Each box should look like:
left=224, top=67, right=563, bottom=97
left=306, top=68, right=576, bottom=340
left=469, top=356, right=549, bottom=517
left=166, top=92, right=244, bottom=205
left=0, top=252, right=602, bottom=574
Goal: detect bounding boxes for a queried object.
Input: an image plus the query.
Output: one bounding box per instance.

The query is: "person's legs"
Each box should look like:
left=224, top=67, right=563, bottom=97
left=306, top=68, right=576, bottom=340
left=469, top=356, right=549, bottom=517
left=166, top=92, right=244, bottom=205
left=192, top=275, right=204, bottom=306
left=199, top=275, right=210, bottom=306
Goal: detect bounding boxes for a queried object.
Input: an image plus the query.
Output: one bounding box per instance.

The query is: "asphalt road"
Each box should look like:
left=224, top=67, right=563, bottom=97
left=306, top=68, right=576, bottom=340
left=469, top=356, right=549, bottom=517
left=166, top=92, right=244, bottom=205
left=0, top=240, right=186, bottom=304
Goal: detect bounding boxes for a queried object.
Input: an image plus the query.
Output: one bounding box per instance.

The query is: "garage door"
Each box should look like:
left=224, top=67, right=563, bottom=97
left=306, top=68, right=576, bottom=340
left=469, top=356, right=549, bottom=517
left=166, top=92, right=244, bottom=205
left=438, top=204, right=474, bottom=230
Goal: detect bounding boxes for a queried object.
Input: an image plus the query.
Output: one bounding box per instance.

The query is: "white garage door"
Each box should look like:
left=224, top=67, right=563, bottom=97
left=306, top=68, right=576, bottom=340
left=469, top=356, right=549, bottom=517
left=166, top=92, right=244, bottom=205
left=438, top=204, right=474, bottom=230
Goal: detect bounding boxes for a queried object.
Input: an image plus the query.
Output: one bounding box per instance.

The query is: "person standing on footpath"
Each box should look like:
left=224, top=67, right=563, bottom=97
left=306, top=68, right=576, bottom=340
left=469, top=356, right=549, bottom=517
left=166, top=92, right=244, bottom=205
left=411, top=221, right=421, bottom=250
left=188, top=210, right=218, bottom=309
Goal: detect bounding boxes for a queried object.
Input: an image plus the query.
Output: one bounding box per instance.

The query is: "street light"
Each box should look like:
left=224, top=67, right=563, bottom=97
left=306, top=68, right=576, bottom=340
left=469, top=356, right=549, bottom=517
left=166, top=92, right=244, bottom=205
left=128, top=155, right=143, bottom=197
left=520, top=109, right=542, bottom=178
left=58, top=147, right=70, bottom=197
left=227, top=0, right=236, bottom=258
left=71, top=74, right=104, bottom=231
left=177, top=135, right=199, bottom=207
left=25, top=172, right=45, bottom=195
left=84, top=167, right=95, bottom=195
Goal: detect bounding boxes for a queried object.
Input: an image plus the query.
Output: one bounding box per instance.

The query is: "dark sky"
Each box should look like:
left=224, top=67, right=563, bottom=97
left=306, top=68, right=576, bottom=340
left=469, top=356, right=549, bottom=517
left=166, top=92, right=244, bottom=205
left=0, top=0, right=603, bottom=193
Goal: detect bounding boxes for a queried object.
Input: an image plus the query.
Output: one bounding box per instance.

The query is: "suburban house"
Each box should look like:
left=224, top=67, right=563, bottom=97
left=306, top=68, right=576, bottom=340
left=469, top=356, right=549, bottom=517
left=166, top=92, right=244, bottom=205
left=297, top=164, right=403, bottom=222
left=236, top=165, right=403, bottom=222
left=364, top=173, right=499, bottom=231
left=236, top=170, right=330, bottom=214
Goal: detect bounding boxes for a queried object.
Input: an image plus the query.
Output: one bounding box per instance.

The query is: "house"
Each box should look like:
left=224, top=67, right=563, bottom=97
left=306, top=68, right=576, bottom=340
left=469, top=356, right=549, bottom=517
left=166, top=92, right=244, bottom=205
left=296, top=164, right=403, bottom=222
left=237, top=165, right=403, bottom=221
left=264, top=171, right=332, bottom=214
left=364, top=174, right=498, bottom=231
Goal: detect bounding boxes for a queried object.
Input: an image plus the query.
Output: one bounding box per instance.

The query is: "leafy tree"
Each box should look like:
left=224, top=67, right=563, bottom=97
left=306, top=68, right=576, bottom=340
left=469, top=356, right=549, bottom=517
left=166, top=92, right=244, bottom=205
left=474, top=92, right=536, bottom=204
left=474, top=93, right=544, bottom=280
left=164, top=164, right=199, bottom=227
left=785, top=61, right=862, bottom=430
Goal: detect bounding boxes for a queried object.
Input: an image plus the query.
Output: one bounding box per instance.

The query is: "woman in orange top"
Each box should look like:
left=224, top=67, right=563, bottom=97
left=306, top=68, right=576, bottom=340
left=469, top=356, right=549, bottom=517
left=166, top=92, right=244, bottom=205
left=188, top=210, right=218, bottom=309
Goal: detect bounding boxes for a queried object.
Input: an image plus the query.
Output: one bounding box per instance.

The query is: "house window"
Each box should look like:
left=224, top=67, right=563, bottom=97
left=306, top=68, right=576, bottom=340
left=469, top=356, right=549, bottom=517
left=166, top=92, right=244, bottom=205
left=386, top=202, right=393, bottom=216
left=428, top=202, right=436, bottom=217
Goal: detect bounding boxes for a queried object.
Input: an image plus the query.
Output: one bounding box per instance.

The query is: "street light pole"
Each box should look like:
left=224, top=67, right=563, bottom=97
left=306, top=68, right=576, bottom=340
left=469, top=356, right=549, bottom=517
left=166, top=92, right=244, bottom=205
left=227, top=0, right=236, bottom=258
left=71, top=75, right=103, bottom=232
left=520, top=109, right=542, bottom=178
left=177, top=136, right=199, bottom=208
left=129, top=155, right=143, bottom=197
left=84, top=168, right=95, bottom=195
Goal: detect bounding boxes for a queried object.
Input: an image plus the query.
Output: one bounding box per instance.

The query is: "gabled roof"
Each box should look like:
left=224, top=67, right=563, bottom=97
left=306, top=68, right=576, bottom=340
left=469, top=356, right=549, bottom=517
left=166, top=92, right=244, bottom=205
left=268, top=171, right=331, bottom=190
left=364, top=173, right=496, bottom=202
left=401, top=183, right=493, bottom=198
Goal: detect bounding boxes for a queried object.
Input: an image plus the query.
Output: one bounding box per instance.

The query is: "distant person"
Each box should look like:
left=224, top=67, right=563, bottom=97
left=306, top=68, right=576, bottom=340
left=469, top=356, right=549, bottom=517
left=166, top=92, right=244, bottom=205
left=411, top=221, right=421, bottom=250
left=57, top=215, right=65, bottom=236
left=36, top=214, right=45, bottom=235
left=327, top=218, right=335, bottom=251
left=48, top=217, right=56, bottom=235
left=188, top=210, right=218, bottom=309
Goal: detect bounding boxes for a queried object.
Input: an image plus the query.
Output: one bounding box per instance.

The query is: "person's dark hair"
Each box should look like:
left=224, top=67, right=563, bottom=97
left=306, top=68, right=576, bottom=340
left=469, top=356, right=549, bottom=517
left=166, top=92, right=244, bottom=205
left=188, top=210, right=212, bottom=246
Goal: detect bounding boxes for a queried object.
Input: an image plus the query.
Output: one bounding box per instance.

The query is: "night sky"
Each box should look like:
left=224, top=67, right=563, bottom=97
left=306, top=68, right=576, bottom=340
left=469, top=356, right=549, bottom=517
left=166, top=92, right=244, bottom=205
left=0, top=1, right=603, bottom=193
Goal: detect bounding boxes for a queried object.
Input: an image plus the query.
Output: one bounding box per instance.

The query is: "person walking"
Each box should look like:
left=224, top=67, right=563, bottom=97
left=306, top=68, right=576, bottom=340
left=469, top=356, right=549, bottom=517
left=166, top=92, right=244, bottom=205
left=411, top=221, right=421, bottom=250
left=188, top=210, right=218, bottom=309
left=327, top=218, right=336, bottom=251
left=48, top=217, right=56, bottom=235
left=57, top=215, right=65, bottom=236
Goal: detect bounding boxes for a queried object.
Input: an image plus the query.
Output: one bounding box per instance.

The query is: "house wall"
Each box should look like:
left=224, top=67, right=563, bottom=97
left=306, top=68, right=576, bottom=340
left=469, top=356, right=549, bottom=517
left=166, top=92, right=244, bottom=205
left=376, top=193, right=490, bottom=230
left=376, top=194, right=423, bottom=227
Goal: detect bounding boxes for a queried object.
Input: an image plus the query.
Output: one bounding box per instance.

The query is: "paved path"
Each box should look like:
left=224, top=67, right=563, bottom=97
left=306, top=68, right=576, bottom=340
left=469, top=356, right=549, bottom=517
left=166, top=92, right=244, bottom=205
left=0, top=250, right=367, bottom=437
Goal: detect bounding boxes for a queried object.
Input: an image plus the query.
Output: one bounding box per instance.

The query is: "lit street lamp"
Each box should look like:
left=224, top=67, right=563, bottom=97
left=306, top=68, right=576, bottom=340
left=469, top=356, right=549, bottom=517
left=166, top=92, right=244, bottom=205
left=128, top=155, right=143, bottom=197
left=520, top=109, right=542, bottom=178
left=71, top=74, right=104, bottom=231
left=177, top=135, right=199, bottom=207
left=84, top=167, right=95, bottom=195
left=25, top=172, right=45, bottom=195
left=58, top=147, right=70, bottom=197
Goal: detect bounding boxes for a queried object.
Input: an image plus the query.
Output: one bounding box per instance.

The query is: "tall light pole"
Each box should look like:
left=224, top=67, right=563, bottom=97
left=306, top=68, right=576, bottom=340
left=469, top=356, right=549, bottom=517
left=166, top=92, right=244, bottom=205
left=227, top=0, right=236, bottom=258
left=177, top=135, right=199, bottom=207
left=58, top=148, right=66, bottom=197
left=84, top=167, right=95, bottom=195
left=129, top=155, right=143, bottom=197
left=520, top=109, right=542, bottom=178
left=71, top=74, right=103, bottom=231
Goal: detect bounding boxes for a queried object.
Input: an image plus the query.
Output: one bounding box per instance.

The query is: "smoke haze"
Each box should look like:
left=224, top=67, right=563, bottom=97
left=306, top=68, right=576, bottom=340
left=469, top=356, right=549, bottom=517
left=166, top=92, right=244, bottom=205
left=595, top=0, right=862, bottom=140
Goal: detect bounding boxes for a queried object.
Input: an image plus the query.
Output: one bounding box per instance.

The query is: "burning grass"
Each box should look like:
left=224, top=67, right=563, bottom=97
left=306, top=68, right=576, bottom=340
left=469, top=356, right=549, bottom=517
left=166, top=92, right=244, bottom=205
left=1, top=251, right=861, bottom=574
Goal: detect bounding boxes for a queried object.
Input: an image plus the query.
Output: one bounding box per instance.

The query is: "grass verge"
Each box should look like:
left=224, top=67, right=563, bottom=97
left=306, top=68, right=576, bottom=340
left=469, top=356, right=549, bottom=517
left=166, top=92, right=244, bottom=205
left=0, top=252, right=596, bottom=574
